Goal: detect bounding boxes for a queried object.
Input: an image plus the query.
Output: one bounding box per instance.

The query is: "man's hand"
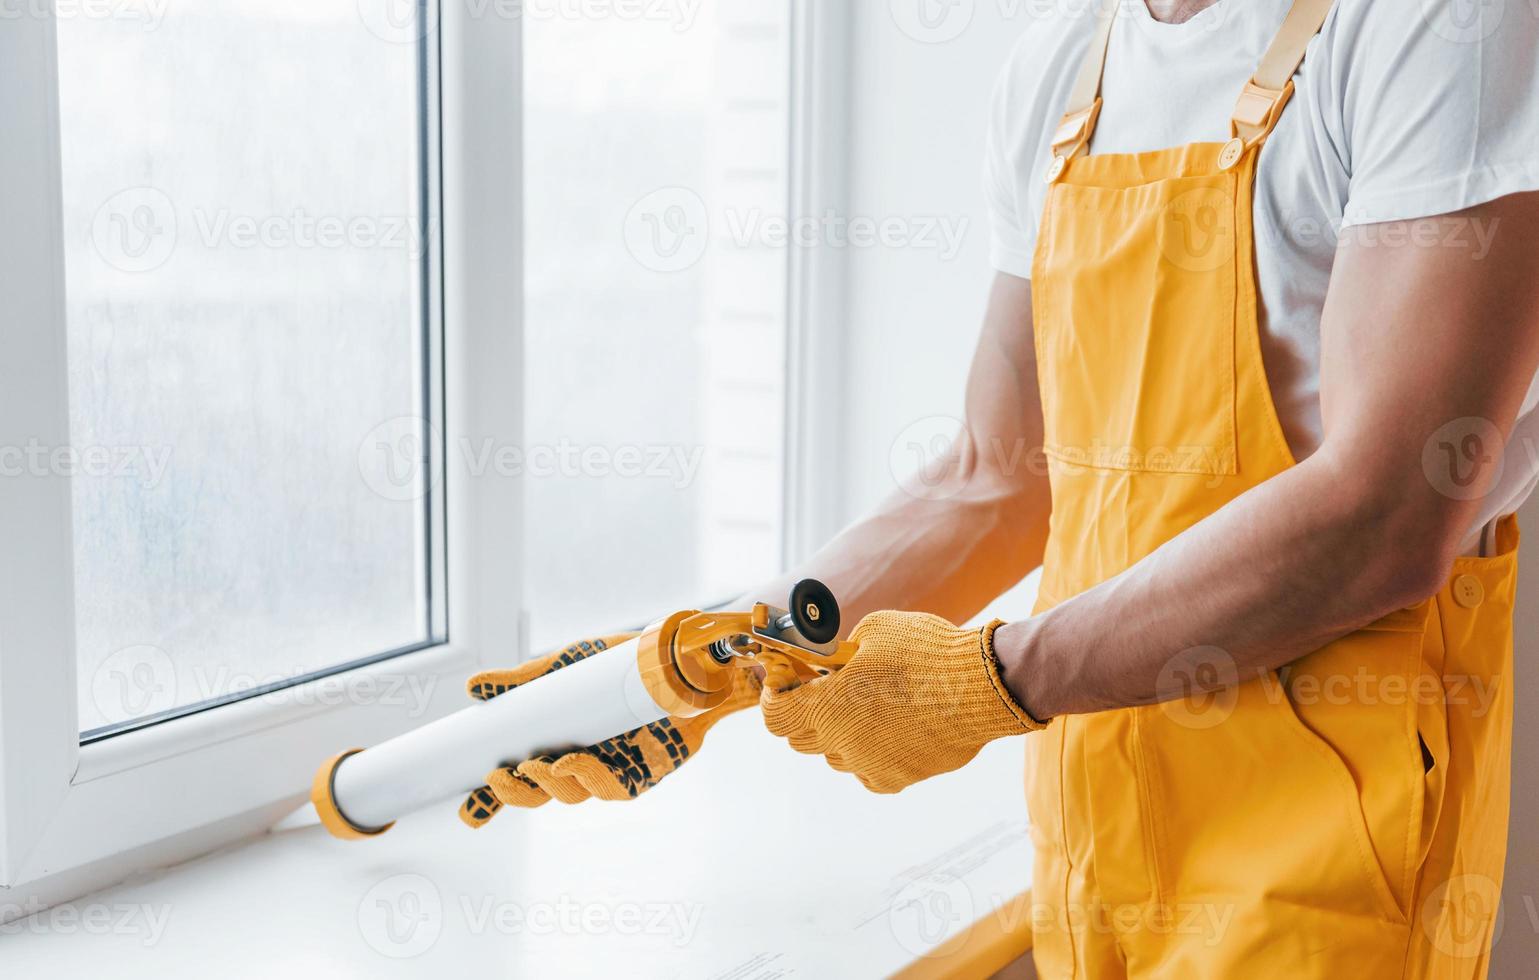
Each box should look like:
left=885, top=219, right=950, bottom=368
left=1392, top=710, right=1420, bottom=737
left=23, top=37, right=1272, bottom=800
left=460, top=635, right=760, bottom=827
left=760, top=611, right=1041, bottom=794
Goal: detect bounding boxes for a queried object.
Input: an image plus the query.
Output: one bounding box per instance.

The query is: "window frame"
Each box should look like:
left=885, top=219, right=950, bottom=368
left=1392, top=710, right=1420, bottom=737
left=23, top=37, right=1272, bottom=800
left=0, top=0, right=850, bottom=913
left=783, top=0, right=854, bottom=565
left=0, top=0, right=523, bottom=901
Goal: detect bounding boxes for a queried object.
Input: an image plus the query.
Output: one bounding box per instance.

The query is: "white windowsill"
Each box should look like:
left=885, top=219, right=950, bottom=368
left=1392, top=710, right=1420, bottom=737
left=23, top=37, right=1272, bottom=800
left=0, top=714, right=1033, bottom=977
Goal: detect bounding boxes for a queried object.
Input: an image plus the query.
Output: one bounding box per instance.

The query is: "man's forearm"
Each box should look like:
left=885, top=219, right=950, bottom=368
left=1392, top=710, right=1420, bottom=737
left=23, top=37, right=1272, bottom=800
left=991, top=196, right=1539, bottom=722
left=745, top=442, right=1051, bottom=632
left=739, top=274, right=1051, bottom=631
left=992, top=445, right=1464, bottom=721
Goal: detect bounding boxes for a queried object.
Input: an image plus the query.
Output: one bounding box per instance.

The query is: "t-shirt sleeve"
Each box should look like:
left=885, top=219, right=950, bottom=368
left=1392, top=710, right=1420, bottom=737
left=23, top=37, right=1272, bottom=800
left=984, top=57, right=1037, bottom=280
left=1337, top=0, right=1539, bottom=229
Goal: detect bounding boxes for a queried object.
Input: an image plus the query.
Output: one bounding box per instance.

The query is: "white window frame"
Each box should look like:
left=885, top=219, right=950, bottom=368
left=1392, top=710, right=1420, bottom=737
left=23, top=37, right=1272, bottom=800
left=0, top=0, right=851, bottom=914
left=783, top=0, right=853, bottom=564
left=0, top=2, right=522, bottom=906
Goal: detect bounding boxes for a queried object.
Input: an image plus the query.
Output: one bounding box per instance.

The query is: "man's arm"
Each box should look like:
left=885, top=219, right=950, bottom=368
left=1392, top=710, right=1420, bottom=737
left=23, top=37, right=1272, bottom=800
left=995, top=192, right=1539, bottom=720
left=747, top=272, right=1051, bottom=629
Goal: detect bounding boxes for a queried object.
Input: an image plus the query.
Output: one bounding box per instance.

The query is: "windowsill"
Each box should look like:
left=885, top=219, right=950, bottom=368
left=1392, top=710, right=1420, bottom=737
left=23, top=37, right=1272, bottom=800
left=1, top=714, right=1033, bottom=976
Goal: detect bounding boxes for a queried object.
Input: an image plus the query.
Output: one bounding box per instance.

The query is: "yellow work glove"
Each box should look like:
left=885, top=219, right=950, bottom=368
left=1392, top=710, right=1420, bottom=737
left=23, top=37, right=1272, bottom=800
left=760, top=612, right=1043, bottom=794
left=459, top=634, right=760, bottom=827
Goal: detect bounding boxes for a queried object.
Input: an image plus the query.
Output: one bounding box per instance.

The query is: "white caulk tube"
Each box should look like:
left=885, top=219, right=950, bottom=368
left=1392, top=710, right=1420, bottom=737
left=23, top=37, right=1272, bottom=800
left=312, top=581, right=845, bottom=839
left=312, top=636, right=669, bottom=836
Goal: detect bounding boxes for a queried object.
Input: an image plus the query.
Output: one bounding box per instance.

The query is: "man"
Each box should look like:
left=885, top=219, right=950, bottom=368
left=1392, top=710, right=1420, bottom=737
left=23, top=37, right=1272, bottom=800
left=463, top=0, right=1539, bottom=973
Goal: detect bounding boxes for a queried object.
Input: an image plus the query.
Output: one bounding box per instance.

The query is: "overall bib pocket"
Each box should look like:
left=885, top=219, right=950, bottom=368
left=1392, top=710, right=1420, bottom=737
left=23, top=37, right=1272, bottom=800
left=1033, top=172, right=1240, bottom=477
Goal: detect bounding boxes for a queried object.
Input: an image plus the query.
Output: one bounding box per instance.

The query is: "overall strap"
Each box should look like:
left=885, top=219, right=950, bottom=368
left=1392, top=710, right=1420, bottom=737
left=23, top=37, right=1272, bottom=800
left=1047, top=0, right=1116, bottom=176
left=1228, top=0, right=1336, bottom=152
left=1047, top=0, right=1338, bottom=180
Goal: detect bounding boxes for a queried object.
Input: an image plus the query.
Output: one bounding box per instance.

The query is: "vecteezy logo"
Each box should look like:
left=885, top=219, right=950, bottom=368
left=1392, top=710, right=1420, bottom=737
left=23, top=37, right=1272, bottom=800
left=889, top=872, right=974, bottom=958
left=357, top=0, right=435, bottom=45
left=91, top=187, right=177, bottom=273
left=889, top=415, right=968, bottom=501
left=91, top=645, right=178, bottom=725
left=888, top=0, right=975, bottom=43
left=358, top=874, right=443, bottom=958
left=1422, top=417, right=1504, bottom=501
left=1420, top=0, right=1505, bottom=44
left=1155, top=646, right=1239, bottom=730
left=358, top=416, right=443, bottom=502
left=1421, top=874, right=1504, bottom=959
left=1160, top=186, right=1233, bottom=273
left=623, top=187, right=709, bottom=273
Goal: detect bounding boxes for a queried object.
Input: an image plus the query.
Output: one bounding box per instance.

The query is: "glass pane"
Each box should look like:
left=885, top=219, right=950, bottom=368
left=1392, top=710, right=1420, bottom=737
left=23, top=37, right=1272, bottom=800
left=58, top=0, right=444, bottom=738
left=524, top=2, right=791, bottom=649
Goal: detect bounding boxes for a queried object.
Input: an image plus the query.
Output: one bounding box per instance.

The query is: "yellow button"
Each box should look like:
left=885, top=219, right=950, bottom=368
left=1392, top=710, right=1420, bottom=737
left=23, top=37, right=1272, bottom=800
left=1218, top=138, right=1245, bottom=171
left=1453, top=574, right=1485, bottom=609
left=1045, top=155, right=1067, bottom=184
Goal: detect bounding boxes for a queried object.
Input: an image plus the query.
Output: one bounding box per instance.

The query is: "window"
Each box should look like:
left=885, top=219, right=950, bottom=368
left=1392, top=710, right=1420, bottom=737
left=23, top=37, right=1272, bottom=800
left=0, top=0, right=516, bottom=894
left=523, top=2, right=792, bottom=646
left=0, top=0, right=836, bottom=904
left=55, top=0, right=446, bottom=740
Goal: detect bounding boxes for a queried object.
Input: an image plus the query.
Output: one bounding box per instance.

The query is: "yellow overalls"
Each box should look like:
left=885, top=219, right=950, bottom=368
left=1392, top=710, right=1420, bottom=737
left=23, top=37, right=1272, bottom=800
left=1025, top=0, right=1518, bottom=975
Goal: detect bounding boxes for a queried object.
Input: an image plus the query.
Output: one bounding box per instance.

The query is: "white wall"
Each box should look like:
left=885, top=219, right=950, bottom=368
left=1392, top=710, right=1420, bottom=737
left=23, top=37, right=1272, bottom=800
left=1496, top=491, right=1539, bottom=978
left=834, top=1, right=1041, bottom=620
left=837, top=2, right=1023, bottom=521
left=833, top=6, right=1536, bottom=971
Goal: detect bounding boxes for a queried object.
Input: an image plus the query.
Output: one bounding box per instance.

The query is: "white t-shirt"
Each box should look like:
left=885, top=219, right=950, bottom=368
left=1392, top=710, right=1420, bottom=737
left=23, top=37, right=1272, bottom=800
left=984, top=0, right=1539, bottom=552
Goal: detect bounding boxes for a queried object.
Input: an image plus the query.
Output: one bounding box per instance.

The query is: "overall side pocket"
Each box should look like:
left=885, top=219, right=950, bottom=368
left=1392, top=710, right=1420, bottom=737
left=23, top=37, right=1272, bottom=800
left=1275, top=605, right=1435, bottom=923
